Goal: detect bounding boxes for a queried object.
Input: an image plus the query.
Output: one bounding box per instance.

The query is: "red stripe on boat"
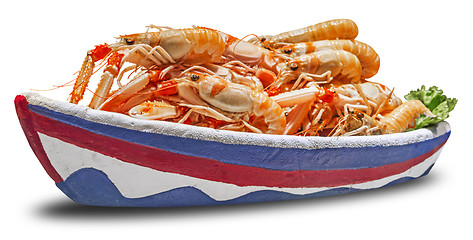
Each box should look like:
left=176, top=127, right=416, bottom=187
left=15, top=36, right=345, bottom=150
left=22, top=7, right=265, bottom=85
left=30, top=109, right=445, bottom=188
left=14, top=96, right=64, bottom=183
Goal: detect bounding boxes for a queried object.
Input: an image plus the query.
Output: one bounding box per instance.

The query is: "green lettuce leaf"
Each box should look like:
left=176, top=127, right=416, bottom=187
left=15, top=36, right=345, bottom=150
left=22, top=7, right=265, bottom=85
left=404, top=85, right=457, bottom=130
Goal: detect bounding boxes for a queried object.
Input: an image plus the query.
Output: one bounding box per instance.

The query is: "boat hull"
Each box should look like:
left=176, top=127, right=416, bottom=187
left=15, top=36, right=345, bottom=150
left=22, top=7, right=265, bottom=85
left=15, top=93, right=450, bottom=207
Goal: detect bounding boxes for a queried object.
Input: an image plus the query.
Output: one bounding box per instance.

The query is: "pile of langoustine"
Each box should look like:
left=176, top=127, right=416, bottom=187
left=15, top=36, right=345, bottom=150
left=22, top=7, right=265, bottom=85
left=68, top=19, right=434, bottom=136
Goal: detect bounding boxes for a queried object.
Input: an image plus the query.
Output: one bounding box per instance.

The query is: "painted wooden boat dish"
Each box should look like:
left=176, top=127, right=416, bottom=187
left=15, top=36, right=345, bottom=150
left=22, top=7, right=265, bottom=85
left=15, top=92, right=451, bottom=207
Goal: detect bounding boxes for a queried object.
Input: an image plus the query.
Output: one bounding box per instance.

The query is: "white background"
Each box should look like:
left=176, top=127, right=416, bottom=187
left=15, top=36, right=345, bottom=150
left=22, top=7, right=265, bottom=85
left=1, top=0, right=472, bottom=239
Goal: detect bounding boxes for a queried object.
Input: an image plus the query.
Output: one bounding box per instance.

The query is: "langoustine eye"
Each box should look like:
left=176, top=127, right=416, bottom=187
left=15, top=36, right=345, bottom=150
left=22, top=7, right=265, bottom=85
left=288, top=62, right=299, bottom=71
left=191, top=74, right=200, bottom=81
left=124, top=38, right=135, bottom=45
left=282, top=48, right=292, bottom=54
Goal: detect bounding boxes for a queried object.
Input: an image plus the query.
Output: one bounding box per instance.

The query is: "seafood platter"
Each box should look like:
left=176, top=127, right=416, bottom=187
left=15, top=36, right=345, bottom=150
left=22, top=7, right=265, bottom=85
left=15, top=19, right=456, bottom=207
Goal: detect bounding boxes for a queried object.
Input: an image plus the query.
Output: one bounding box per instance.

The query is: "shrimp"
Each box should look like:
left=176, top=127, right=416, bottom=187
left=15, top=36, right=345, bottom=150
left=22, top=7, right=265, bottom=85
left=270, top=84, right=338, bottom=135
left=117, top=27, right=226, bottom=66
left=274, top=50, right=362, bottom=90
left=144, top=73, right=286, bottom=134
left=300, top=102, right=336, bottom=136
left=332, top=82, right=402, bottom=116
left=331, top=109, right=384, bottom=136
left=380, top=100, right=434, bottom=134
left=278, top=40, right=380, bottom=79
left=194, top=73, right=286, bottom=134
left=332, top=100, right=434, bottom=136
left=251, top=19, right=358, bottom=48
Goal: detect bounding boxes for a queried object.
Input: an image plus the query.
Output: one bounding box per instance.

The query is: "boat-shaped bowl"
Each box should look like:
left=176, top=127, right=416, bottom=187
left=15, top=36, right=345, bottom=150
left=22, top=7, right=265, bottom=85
left=15, top=92, right=451, bottom=207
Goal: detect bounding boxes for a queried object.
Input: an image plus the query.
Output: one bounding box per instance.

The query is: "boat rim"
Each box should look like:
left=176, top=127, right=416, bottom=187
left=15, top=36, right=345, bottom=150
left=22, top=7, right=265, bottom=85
left=20, top=92, right=451, bottom=150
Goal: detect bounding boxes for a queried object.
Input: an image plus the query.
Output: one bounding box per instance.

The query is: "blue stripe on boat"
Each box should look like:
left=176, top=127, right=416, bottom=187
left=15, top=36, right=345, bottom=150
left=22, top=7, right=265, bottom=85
left=29, top=104, right=449, bottom=171
left=56, top=168, right=432, bottom=207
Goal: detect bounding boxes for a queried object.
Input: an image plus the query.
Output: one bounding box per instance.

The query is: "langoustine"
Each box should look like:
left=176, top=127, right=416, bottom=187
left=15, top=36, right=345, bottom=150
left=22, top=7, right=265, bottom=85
left=330, top=100, right=434, bottom=136
left=250, top=19, right=358, bottom=48
left=128, top=72, right=286, bottom=134
left=278, top=40, right=380, bottom=79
